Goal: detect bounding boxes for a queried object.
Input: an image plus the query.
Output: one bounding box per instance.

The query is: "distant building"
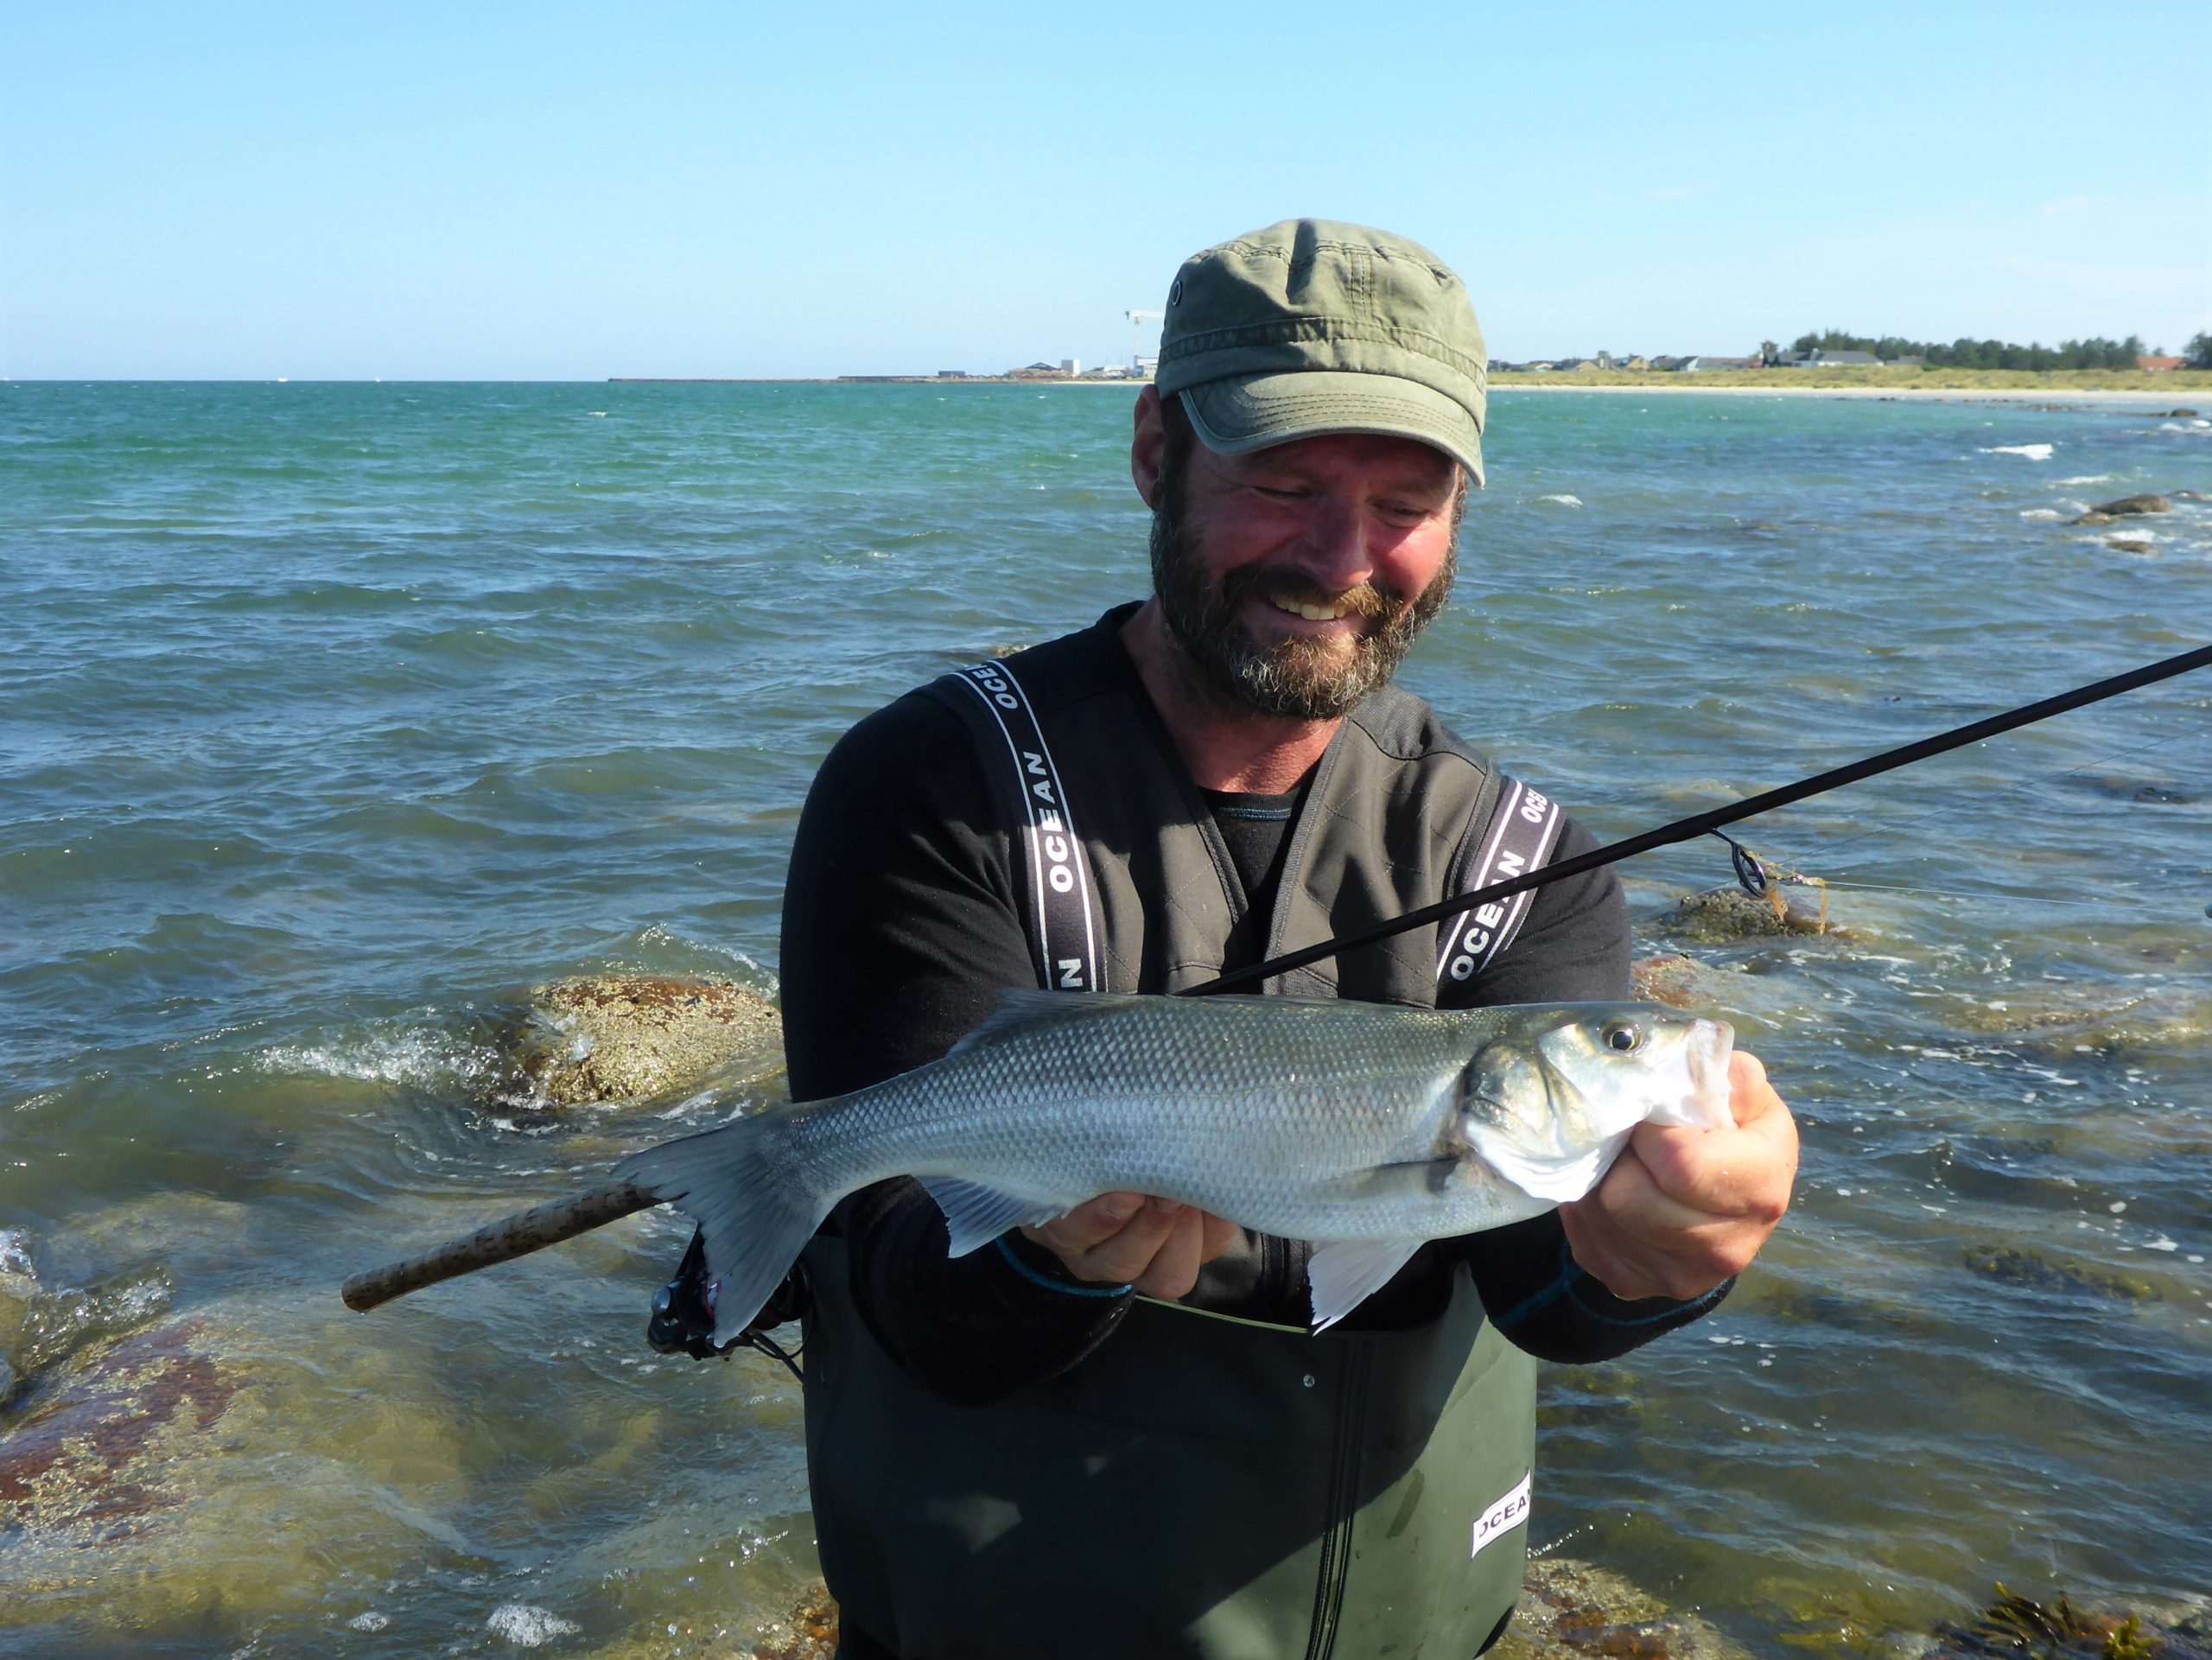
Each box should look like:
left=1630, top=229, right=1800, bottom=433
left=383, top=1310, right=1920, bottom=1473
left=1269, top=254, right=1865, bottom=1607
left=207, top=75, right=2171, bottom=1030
left=2139, top=354, right=2186, bottom=372
left=1649, top=356, right=1688, bottom=372
left=1681, top=355, right=1762, bottom=372
left=937, top=370, right=968, bottom=378
left=1623, top=355, right=1650, bottom=372
left=1785, top=349, right=1881, bottom=367
left=1061, top=359, right=1081, bottom=375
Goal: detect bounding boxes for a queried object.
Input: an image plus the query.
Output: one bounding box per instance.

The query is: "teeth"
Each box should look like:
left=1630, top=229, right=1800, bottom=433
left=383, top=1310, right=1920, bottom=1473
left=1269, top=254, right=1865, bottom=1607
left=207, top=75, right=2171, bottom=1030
left=1273, top=598, right=1350, bottom=622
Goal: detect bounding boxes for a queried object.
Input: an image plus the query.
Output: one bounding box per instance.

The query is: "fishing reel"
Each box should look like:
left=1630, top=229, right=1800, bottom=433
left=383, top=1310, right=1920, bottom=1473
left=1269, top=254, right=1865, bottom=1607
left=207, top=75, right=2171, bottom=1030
left=646, top=1230, right=810, bottom=1377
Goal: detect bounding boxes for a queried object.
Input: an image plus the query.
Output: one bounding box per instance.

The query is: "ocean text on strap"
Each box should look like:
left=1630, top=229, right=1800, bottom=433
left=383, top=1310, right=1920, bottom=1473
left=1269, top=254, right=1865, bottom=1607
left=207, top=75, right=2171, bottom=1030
left=952, top=660, right=1102, bottom=994
left=1436, top=777, right=1562, bottom=985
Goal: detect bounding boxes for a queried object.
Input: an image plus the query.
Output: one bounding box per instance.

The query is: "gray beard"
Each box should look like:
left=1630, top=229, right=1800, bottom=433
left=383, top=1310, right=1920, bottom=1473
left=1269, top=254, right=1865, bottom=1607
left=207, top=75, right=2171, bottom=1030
left=1147, top=500, right=1456, bottom=722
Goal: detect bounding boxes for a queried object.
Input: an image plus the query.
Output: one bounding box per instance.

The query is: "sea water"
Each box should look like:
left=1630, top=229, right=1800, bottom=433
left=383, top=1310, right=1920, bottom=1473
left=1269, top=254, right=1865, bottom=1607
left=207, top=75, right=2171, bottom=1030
left=2, top=382, right=2207, bottom=1652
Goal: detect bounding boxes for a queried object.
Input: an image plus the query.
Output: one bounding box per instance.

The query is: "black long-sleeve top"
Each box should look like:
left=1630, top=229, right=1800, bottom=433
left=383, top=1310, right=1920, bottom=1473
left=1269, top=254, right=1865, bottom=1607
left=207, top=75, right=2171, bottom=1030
left=773, top=650, right=1728, bottom=1406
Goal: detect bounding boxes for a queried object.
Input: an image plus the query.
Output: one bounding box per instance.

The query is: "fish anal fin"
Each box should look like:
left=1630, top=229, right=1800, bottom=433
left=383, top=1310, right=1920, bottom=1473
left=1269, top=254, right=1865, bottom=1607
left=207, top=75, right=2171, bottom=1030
left=1306, top=1239, right=1424, bottom=1332
left=918, top=1176, right=1068, bottom=1256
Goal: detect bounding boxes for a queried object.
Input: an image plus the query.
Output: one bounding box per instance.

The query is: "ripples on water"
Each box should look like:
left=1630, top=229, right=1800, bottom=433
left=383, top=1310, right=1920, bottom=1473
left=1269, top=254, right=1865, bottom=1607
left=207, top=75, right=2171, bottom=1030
left=1, top=383, right=2206, bottom=1651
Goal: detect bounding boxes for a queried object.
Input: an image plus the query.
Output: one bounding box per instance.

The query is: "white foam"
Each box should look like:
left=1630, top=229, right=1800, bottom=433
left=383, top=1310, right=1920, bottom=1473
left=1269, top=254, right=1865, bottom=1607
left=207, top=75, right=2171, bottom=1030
left=1537, top=493, right=1584, bottom=507
left=257, top=1027, right=499, bottom=1093
left=2056, top=474, right=2114, bottom=486
left=2019, top=508, right=2062, bottom=522
left=486, top=1604, right=580, bottom=1647
left=346, top=1612, right=391, bottom=1632
left=0, top=1231, right=35, bottom=1282
left=1980, top=443, right=2055, bottom=461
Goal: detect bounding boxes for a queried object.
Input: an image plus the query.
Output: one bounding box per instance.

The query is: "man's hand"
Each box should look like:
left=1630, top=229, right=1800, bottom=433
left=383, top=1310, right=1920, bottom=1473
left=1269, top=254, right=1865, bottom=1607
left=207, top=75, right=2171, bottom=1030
left=1023, top=1194, right=1241, bottom=1300
left=1559, top=1050, right=1798, bottom=1303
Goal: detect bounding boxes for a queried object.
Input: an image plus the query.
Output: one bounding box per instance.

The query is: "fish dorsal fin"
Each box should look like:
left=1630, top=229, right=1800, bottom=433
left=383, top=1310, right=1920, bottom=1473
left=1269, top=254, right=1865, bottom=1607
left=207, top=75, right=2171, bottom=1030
left=1306, top=1238, right=1425, bottom=1332
left=917, top=1176, right=1069, bottom=1256
left=947, top=988, right=1382, bottom=1058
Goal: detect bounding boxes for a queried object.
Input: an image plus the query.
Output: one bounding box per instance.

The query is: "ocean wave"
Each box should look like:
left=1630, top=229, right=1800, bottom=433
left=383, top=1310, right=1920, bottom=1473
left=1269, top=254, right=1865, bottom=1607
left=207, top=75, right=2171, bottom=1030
left=1537, top=493, right=1584, bottom=507
left=257, top=1026, right=504, bottom=1094
left=2019, top=508, right=2063, bottom=521
left=1980, top=443, right=2055, bottom=461
left=2056, top=474, right=2115, bottom=486
left=486, top=1605, right=580, bottom=1647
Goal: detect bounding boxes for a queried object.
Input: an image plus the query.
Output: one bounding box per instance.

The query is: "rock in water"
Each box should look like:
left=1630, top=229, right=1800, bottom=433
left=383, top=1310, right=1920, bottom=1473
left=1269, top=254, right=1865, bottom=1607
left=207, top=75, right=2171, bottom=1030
left=2089, top=493, right=2172, bottom=517
left=0, top=1316, right=242, bottom=1543
left=1668, top=884, right=1831, bottom=942
left=513, top=976, right=782, bottom=1107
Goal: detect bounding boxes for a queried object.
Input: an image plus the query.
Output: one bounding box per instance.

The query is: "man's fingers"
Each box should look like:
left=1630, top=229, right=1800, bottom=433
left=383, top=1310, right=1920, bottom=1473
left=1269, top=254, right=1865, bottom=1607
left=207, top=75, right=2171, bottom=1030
left=1065, top=1197, right=1184, bottom=1284
left=1031, top=1191, right=1148, bottom=1256
left=1132, top=1205, right=1206, bottom=1300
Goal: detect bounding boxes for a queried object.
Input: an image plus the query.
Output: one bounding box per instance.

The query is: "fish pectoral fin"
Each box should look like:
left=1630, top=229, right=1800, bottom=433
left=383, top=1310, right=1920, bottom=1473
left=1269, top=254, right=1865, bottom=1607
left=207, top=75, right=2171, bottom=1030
left=1466, top=1127, right=1632, bottom=1204
left=1306, top=1239, right=1425, bottom=1333
left=917, top=1177, right=1069, bottom=1256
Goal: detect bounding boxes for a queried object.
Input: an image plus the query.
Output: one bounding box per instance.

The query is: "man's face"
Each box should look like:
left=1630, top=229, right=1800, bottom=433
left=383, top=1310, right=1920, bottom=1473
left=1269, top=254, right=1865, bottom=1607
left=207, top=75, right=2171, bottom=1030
left=1148, top=421, right=1463, bottom=721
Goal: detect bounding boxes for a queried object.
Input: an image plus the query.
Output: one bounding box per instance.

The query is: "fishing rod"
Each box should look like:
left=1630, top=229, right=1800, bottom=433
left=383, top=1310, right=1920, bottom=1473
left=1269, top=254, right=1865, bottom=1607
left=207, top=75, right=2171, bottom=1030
left=340, top=640, right=2212, bottom=1316
left=1184, top=640, right=2212, bottom=996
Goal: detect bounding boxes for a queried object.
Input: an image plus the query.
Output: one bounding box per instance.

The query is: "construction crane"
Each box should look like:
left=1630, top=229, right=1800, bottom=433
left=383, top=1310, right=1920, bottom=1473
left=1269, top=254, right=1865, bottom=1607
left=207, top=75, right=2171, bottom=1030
left=1126, top=310, right=1162, bottom=374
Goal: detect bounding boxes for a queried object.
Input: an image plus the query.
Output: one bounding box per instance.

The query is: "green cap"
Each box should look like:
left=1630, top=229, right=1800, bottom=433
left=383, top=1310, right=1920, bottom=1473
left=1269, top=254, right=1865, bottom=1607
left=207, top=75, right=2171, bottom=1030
left=1154, top=219, right=1487, bottom=486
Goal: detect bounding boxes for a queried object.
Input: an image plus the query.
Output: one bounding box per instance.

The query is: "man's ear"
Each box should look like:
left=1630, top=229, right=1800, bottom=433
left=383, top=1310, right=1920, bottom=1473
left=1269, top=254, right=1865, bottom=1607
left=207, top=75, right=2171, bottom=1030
left=1130, top=385, right=1166, bottom=510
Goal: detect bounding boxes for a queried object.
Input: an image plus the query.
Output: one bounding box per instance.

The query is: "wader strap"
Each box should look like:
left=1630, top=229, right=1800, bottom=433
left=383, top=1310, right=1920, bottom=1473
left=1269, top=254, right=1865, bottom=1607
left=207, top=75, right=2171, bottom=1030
left=948, top=660, right=1103, bottom=993
left=1436, top=773, right=1563, bottom=989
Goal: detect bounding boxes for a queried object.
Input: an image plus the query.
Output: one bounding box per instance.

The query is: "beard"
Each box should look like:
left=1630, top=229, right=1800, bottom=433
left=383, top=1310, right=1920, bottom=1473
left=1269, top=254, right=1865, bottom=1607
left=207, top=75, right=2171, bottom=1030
left=1147, top=487, right=1458, bottom=722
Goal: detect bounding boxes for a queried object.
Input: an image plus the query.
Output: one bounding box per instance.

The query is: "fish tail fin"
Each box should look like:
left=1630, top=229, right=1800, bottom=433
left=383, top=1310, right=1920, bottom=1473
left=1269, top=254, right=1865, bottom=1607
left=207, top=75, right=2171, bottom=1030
left=615, top=1115, right=829, bottom=1347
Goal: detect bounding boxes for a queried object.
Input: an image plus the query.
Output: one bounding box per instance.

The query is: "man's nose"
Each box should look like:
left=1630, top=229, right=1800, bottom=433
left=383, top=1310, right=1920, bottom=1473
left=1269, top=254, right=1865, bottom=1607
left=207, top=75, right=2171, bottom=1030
left=1296, top=492, right=1375, bottom=590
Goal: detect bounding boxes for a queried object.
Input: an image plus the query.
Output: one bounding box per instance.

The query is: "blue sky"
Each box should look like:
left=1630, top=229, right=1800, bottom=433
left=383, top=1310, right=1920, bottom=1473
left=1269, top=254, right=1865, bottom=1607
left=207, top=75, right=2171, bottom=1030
left=3, top=2, right=2207, bottom=378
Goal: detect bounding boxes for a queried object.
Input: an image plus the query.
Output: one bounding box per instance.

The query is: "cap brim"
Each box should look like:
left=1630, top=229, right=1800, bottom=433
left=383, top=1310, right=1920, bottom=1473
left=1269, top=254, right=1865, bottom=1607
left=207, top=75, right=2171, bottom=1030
left=1181, top=371, right=1484, bottom=487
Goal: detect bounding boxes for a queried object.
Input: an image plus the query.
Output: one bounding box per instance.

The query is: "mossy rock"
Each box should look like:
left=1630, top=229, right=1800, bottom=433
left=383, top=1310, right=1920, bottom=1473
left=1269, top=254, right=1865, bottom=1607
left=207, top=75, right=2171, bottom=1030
left=1498, top=1556, right=1756, bottom=1659
left=0, top=1315, right=246, bottom=1545
left=1668, top=884, right=1834, bottom=943
left=1962, top=1244, right=2158, bottom=1302
left=510, top=976, right=784, bottom=1107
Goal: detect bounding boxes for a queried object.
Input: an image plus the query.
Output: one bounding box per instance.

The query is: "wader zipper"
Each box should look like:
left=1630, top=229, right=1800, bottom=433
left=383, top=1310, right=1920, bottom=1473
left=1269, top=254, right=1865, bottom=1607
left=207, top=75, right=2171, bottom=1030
left=1304, top=1344, right=1374, bottom=1660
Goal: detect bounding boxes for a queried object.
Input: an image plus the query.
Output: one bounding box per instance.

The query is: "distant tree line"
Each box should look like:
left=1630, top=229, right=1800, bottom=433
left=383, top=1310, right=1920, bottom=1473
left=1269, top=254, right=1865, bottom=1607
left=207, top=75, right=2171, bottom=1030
left=2190, top=332, right=2212, bottom=370
left=1789, top=328, right=2151, bottom=371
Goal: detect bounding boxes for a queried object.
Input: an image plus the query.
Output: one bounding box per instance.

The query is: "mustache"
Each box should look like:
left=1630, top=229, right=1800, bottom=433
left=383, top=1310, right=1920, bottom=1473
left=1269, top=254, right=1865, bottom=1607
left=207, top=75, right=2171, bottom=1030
left=1222, top=566, right=1406, bottom=623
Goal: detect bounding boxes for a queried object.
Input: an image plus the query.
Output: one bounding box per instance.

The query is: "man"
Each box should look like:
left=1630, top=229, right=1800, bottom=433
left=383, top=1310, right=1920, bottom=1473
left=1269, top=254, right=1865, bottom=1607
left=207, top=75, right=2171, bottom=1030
left=675, top=220, right=1796, bottom=1658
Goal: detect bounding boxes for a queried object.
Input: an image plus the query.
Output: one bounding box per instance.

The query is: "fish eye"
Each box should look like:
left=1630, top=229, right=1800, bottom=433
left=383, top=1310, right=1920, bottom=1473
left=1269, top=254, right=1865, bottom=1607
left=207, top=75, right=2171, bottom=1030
left=1601, top=1021, right=1643, bottom=1053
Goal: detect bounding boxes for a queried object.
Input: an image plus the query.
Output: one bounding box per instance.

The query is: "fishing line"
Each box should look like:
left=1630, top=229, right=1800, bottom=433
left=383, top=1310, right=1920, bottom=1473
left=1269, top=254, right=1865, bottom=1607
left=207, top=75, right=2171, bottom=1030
left=1182, top=641, right=2212, bottom=997
left=1812, top=716, right=2203, bottom=870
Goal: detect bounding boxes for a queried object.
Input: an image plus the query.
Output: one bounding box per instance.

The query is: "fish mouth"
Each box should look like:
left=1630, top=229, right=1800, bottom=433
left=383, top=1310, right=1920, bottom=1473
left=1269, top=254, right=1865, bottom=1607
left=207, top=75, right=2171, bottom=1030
left=1681, top=1019, right=1736, bottom=1129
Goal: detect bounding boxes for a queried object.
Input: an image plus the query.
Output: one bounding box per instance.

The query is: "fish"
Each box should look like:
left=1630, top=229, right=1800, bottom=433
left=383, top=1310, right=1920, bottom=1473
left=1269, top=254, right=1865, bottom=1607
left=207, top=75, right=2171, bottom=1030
left=614, top=990, right=1737, bottom=1339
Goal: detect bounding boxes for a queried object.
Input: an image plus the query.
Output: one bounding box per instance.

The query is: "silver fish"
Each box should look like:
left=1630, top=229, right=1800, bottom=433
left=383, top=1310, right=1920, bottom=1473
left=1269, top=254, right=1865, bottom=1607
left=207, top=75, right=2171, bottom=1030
left=616, top=991, right=1735, bottom=1339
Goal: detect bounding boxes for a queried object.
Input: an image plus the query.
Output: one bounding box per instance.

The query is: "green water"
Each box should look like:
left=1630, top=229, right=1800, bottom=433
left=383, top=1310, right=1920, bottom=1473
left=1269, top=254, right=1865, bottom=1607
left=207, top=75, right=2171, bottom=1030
left=2, top=382, right=2208, bottom=1652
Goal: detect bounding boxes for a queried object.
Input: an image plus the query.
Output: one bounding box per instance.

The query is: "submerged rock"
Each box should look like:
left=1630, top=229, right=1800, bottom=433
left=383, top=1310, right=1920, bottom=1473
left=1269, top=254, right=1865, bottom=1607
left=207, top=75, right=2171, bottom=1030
left=2075, top=494, right=2172, bottom=525
left=1500, top=1556, right=1754, bottom=1659
left=2107, top=536, right=2156, bottom=554
left=0, top=1315, right=244, bottom=1543
left=1962, top=1244, right=2158, bottom=1303
left=1922, top=1582, right=2212, bottom=1658
left=510, top=976, right=782, bottom=1107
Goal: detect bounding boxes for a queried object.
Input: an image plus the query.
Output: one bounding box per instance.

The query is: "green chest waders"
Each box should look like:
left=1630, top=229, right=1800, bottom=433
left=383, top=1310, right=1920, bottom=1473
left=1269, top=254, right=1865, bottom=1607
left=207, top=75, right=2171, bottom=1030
left=803, top=614, right=1561, bottom=1658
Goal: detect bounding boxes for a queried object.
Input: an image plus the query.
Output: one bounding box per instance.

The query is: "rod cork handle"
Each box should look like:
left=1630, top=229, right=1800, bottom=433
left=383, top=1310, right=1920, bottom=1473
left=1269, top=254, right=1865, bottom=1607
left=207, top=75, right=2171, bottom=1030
left=342, top=1179, right=659, bottom=1313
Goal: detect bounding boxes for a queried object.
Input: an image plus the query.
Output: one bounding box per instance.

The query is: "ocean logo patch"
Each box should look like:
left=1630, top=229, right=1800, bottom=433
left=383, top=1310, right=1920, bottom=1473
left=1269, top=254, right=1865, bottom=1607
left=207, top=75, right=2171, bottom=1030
left=1472, top=1472, right=1532, bottom=1557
